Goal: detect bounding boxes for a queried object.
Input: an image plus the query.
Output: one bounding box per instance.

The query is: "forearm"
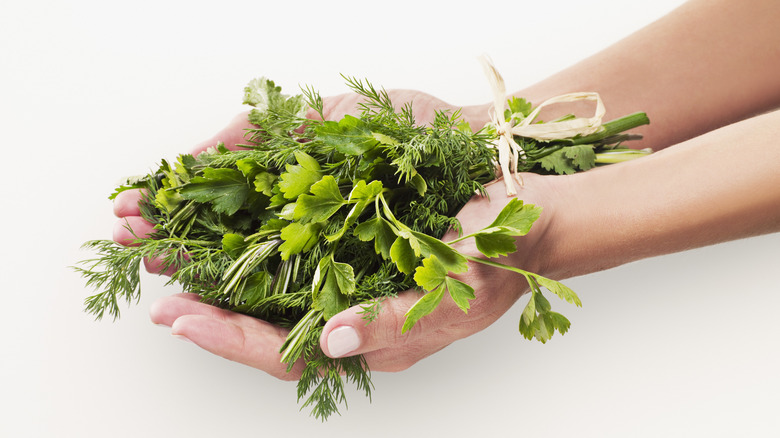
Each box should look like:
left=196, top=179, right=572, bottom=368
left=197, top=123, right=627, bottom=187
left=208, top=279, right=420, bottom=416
left=543, top=109, right=780, bottom=280
left=509, top=0, right=780, bottom=151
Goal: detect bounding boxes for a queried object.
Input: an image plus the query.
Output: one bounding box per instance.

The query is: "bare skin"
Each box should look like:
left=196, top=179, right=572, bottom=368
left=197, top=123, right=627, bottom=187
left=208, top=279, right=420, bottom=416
left=113, top=0, right=780, bottom=377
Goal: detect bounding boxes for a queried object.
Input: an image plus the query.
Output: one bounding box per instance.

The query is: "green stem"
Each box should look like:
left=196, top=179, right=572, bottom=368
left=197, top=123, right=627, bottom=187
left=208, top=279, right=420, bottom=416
left=595, top=148, right=652, bottom=164
left=462, top=254, right=534, bottom=279
left=569, top=112, right=650, bottom=146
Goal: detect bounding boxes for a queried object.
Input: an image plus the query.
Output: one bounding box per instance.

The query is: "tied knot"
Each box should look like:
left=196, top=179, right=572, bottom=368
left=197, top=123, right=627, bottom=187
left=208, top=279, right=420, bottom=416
left=480, top=55, right=606, bottom=196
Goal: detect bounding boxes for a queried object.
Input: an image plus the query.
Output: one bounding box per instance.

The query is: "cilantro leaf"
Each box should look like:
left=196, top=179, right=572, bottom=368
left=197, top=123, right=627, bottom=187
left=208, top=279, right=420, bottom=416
left=564, top=144, right=597, bottom=171
left=538, top=145, right=597, bottom=175
left=506, top=96, right=533, bottom=119
left=243, top=77, right=282, bottom=110
left=538, top=149, right=574, bottom=174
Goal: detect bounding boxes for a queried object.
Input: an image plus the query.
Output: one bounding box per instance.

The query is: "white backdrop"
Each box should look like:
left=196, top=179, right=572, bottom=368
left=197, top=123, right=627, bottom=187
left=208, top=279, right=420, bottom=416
left=3, top=0, right=779, bottom=436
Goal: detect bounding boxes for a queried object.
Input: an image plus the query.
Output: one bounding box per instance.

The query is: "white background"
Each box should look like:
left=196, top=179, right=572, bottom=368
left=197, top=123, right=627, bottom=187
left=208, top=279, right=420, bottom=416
left=3, top=0, right=779, bottom=436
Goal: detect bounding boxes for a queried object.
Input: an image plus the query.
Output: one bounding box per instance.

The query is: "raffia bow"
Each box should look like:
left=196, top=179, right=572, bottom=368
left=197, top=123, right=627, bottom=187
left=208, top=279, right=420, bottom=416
left=480, top=55, right=607, bottom=196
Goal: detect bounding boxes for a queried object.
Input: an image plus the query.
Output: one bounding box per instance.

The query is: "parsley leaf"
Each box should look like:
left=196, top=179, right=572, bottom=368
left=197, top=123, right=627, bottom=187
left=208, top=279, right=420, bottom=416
left=294, top=176, right=346, bottom=223
left=179, top=168, right=249, bottom=215
left=316, top=115, right=379, bottom=156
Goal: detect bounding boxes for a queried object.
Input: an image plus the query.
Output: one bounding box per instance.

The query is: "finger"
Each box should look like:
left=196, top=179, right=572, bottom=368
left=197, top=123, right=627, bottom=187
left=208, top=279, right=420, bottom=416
left=149, top=293, right=207, bottom=326
left=113, top=189, right=145, bottom=217
left=319, top=288, right=470, bottom=360
left=113, top=216, right=155, bottom=246
left=191, top=111, right=254, bottom=156
left=151, top=293, right=304, bottom=380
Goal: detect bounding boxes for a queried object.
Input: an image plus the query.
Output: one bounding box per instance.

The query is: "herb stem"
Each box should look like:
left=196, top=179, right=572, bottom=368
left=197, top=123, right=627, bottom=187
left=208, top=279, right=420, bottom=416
left=462, top=254, right=534, bottom=279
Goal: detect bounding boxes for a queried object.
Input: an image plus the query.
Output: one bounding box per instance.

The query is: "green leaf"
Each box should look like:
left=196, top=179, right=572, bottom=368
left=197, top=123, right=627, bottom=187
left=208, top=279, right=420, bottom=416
left=521, top=293, right=536, bottom=326
left=413, top=231, right=468, bottom=274
left=372, top=132, right=399, bottom=145
left=538, top=148, right=576, bottom=175
left=326, top=180, right=383, bottom=243
left=564, top=144, right=597, bottom=171
left=402, top=284, right=446, bottom=333
left=314, top=267, right=350, bottom=320
left=179, top=168, right=249, bottom=215
left=534, top=275, right=582, bottom=307
left=390, top=236, right=418, bottom=275
left=236, top=158, right=265, bottom=180
left=294, top=151, right=321, bottom=172
left=278, top=161, right=321, bottom=200
left=444, top=276, right=475, bottom=313
left=347, top=180, right=383, bottom=204
left=508, top=97, right=533, bottom=117
left=155, top=188, right=183, bottom=214
left=243, top=77, right=282, bottom=110
left=253, top=172, right=277, bottom=197
left=316, top=115, right=379, bottom=156
left=294, top=176, right=346, bottom=223
left=238, top=271, right=273, bottom=308
left=222, top=233, right=248, bottom=259
left=279, top=222, right=322, bottom=259
left=330, top=260, right=356, bottom=297
left=408, top=173, right=427, bottom=197
left=534, top=290, right=552, bottom=313
left=538, top=145, right=597, bottom=175
left=547, top=311, right=571, bottom=336
left=413, top=255, right=448, bottom=291
left=485, top=198, right=542, bottom=236
left=474, top=233, right=517, bottom=258
left=312, top=257, right=355, bottom=320
left=354, top=217, right=396, bottom=259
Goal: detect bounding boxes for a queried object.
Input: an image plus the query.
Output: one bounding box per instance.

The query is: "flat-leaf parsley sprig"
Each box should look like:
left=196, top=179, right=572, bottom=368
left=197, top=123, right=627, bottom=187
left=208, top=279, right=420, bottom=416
left=74, top=75, right=649, bottom=420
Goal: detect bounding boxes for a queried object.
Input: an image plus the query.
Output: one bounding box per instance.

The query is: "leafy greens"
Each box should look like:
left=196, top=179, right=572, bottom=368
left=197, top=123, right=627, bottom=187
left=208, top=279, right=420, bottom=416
left=74, top=75, right=649, bottom=420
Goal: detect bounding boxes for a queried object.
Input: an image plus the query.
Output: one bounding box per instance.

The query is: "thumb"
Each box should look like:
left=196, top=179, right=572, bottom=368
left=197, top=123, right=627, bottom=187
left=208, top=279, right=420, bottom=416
left=190, top=111, right=253, bottom=155
left=319, top=289, right=461, bottom=359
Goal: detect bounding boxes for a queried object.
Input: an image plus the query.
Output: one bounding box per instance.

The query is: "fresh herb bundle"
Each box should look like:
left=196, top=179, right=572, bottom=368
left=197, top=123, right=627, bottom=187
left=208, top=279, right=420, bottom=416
left=75, top=76, right=649, bottom=420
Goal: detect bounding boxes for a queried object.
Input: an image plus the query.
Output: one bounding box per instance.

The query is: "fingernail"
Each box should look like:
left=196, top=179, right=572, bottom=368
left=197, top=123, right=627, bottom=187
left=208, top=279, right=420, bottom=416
left=327, top=326, right=360, bottom=358
left=173, top=334, right=194, bottom=344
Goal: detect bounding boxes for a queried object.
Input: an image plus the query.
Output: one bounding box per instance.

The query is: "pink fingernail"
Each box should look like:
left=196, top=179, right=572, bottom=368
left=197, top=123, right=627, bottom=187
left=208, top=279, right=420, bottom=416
left=327, top=326, right=360, bottom=358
